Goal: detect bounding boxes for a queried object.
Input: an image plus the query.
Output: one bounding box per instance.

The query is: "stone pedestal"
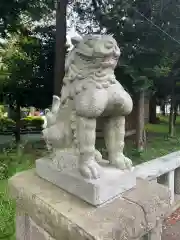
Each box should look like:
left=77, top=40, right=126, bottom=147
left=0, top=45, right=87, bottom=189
left=36, top=157, right=136, bottom=206
left=9, top=169, right=171, bottom=240
left=175, top=167, right=180, bottom=194
left=16, top=210, right=55, bottom=240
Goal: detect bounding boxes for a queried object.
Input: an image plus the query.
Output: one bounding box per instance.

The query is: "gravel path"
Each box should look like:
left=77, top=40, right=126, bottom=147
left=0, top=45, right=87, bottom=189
left=0, top=133, right=42, bottom=145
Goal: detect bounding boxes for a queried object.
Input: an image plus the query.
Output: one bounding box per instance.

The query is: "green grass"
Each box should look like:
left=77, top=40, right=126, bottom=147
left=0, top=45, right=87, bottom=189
left=0, top=140, right=46, bottom=240
left=124, top=115, right=180, bottom=164
left=0, top=181, right=15, bottom=240
left=96, top=115, right=180, bottom=165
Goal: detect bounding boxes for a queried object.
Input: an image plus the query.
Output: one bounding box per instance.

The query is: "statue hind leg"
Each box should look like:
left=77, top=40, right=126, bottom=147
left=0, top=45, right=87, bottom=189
left=104, top=116, right=132, bottom=170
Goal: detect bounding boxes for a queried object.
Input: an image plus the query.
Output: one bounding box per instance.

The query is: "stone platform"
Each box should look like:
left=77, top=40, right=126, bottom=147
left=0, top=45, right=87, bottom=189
left=9, top=169, right=171, bottom=240
left=36, top=157, right=136, bottom=206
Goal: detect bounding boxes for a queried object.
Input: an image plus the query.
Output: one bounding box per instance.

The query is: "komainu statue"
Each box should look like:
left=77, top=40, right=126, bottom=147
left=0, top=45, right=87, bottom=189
left=43, top=35, right=133, bottom=179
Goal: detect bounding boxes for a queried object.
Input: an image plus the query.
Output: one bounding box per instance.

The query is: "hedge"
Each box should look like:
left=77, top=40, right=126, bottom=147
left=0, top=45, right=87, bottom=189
left=0, top=118, right=15, bottom=132
left=20, top=116, right=44, bottom=130
left=0, top=116, right=44, bottom=132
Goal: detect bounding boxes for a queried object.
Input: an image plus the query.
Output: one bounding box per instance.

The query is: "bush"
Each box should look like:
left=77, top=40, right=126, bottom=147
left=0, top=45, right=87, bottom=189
left=0, top=118, right=15, bottom=132
left=0, top=116, right=44, bottom=132
left=0, top=105, right=5, bottom=118
left=21, top=116, right=44, bottom=130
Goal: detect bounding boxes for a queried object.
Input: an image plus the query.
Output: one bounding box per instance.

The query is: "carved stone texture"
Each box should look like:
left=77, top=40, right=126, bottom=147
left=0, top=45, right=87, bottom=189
left=16, top=208, right=55, bottom=240
left=36, top=157, right=135, bottom=206
left=9, top=170, right=170, bottom=240
left=16, top=209, right=30, bottom=240
left=141, top=220, right=162, bottom=240
left=42, top=34, right=133, bottom=180
left=148, top=220, right=162, bottom=240
left=175, top=167, right=180, bottom=194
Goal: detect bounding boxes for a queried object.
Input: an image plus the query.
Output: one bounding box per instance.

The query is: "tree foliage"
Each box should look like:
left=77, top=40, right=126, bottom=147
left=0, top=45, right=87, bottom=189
left=0, top=27, right=55, bottom=108
left=73, top=0, right=180, bottom=94
left=0, top=0, right=55, bottom=37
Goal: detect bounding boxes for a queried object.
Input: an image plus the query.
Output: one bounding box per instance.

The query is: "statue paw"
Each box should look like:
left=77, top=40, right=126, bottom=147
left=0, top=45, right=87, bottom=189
left=110, top=153, right=132, bottom=170
left=79, top=159, right=102, bottom=179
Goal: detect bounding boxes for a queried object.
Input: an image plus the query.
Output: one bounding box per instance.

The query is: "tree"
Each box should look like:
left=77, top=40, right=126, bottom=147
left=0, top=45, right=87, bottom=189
left=88, top=0, right=164, bottom=150
left=0, top=35, right=36, bottom=142
left=0, top=29, right=54, bottom=143
left=167, top=58, right=180, bottom=136
left=73, top=0, right=180, bottom=149
left=0, top=0, right=74, bottom=144
left=148, top=55, right=173, bottom=123
left=54, top=0, right=69, bottom=96
left=0, top=0, right=54, bottom=37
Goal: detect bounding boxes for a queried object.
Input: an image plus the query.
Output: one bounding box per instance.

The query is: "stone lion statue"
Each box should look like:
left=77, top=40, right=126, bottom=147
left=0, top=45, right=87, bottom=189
left=43, top=35, right=133, bottom=179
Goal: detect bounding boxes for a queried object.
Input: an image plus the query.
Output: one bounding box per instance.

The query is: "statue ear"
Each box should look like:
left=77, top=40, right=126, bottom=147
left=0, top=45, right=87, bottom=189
left=71, top=36, right=82, bottom=46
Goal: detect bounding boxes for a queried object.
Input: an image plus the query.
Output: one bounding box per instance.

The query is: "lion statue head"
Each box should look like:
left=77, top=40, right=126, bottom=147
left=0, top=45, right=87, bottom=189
left=61, top=35, right=120, bottom=104
left=65, top=34, right=120, bottom=71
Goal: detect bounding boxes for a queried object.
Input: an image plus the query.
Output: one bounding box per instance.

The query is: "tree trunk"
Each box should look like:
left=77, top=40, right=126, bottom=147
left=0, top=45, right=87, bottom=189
left=174, top=103, right=178, bottom=125
left=135, top=90, right=145, bottom=151
left=169, top=105, right=175, bottom=137
left=161, top=102, right=166, bottom=116
left=14, top=102, right=21, bottom=144
left=149, top=94, right=156, bottom=124
left=8, top=104, right=16, bottom=119
left=54, top=0, right=68, bottom=96
left=169, top=79, right=176, bottom=137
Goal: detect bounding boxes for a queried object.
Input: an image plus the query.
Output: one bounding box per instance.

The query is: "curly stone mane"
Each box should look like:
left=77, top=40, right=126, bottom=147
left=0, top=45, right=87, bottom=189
left=61, top=35, right=121, bottom=104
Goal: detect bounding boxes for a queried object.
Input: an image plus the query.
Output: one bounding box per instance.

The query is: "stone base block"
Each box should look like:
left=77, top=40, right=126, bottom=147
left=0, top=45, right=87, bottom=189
left=51, top=149, right=78, bottom=170
left=36, top=158, right=136, bottom=206
left=9, top=170, right=171, bottom=240
left=16, top=210, right=55, bottom=240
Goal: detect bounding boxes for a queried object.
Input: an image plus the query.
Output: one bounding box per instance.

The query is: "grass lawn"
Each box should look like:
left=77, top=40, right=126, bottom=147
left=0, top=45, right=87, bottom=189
left=124, top=115, right=180, bottom=164
left=0, top=181, right=15, bottom=240
left=1, top=115, right=180, bottom=239
left=0, top=140, right=46, bottom=240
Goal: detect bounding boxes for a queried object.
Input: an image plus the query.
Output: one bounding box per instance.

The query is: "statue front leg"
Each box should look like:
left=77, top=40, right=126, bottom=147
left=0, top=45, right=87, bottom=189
left=104, top=116, right=132, bottom=170
left=74, top=86, right=108, bottom=178
left=76, top=116, right=102, bottom=179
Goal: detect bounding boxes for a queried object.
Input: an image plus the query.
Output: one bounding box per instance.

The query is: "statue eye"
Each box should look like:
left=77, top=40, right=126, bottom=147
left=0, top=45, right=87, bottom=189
left=85, top=40, right=93, bottom=47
